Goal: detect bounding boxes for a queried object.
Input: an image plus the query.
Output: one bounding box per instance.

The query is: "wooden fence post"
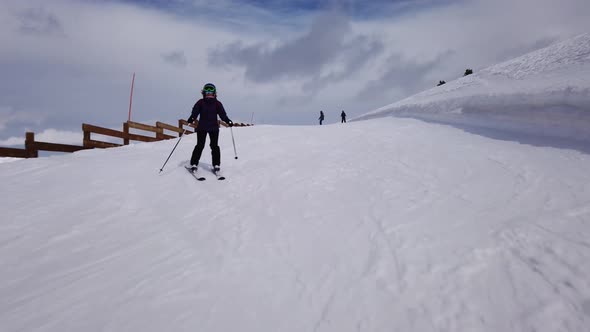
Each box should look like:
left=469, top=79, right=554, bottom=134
left=83, top=125, right=90, bottom=148
left=123, top=122, right=130, bottom=145
left=156, top=126, right=164, bottom=140
left=25, top=132, right=38, bottom=158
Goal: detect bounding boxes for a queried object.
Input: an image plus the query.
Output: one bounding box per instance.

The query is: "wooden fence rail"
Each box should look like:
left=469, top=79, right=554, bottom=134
left=0, top=147, right=29, bottom=158
left=157, top=121, right=184, bottom=137
left=0, top=119, right=251, bottom=159
left=82, top=123, right=125, bottom=149
left=123, top=121, right=163, bottom=145
left=0, top=132, right=90, bottom=158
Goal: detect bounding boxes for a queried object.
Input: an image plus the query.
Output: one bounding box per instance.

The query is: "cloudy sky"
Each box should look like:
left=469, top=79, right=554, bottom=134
left=1, top=0, right=589, bottom=145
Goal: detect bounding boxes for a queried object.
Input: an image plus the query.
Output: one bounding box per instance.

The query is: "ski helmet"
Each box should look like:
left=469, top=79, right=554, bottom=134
left=202, top=83, right=216, bottom=97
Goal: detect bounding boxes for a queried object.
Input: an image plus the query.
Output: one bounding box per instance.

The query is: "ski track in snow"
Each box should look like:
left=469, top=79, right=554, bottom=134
left=1, top=118, right=590, bottom=331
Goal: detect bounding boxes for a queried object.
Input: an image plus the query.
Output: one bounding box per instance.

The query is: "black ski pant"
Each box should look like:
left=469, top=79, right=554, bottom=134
left=190, top=130, right=220, bottom=167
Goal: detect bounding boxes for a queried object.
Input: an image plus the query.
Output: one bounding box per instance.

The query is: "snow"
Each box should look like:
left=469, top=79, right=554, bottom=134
left=356, top=33, right=590, bottom=145
left=0, top=157, right=21, bottom=164
left=1, top=35, right=590, bottom=332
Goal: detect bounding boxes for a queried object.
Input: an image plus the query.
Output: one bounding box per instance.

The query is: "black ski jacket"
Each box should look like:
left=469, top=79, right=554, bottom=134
left=187, top=98, right=231, bottom=131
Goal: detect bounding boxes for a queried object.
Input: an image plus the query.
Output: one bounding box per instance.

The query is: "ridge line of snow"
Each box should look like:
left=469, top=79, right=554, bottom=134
left=355, top=33, right=590, bottom=145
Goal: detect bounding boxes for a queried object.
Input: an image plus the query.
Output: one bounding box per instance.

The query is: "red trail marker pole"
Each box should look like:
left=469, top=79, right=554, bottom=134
left=128, top=72, right=135, bottom=121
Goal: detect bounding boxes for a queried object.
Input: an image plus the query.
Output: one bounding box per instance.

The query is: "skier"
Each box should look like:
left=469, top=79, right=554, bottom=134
left=341, top=110, right=346, bottom=123
left=319, top=111, right=325, bottom=125
left=186, top=83, right=233, bottom=175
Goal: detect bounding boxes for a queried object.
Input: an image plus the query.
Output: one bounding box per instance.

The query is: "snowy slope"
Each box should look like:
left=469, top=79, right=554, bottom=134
left=1, top=119, right=590, bottom=332
left=2, top=35, right=590, bottom=332
left=356, top=33, right=590, bottom=144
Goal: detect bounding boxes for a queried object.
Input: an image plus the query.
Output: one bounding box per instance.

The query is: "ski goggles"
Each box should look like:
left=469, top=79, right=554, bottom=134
left=203, top=86, right=216, bottom=93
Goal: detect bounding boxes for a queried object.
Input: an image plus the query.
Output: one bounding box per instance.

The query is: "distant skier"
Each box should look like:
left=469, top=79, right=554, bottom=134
left=186, top=83, right=233, bottom=174
left=319, top=111, right=325, bottom=125
left=341, top=110, right=346, bottom=123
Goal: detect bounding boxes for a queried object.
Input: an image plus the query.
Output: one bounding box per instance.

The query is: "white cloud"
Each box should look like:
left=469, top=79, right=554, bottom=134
left=36, top=128, right=83, bottom=144
left=0, top=136, right=25, bottom=146
left=0, top=105, right=45, bottom=131
left=161, top=50, right=188, bottom=68
left=0, top=0, right=589, bottom=134
left=0, top=128, right=82, bottom=146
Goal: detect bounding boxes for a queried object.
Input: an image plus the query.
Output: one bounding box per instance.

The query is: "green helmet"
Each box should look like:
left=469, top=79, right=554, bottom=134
left=202, top=83, right=216, bottom=97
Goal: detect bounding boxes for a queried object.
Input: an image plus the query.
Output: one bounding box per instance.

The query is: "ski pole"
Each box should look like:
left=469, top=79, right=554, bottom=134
left=159, top=131, right=187, bottom=173
left=230, top=126, right=238, bottom=159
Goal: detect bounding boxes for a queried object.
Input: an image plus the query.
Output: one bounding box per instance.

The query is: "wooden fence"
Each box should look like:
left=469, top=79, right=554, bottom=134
left=0, top=119, right=250, bottom=159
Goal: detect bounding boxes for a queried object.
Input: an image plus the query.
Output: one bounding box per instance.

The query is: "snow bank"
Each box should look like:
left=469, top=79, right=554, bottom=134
left=357, top=34, right=590, bottom=143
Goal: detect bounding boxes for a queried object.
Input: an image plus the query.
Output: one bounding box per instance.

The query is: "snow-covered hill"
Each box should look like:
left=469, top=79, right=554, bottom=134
left=357, top=33, right=590, bottom=145
left=1, top=35, right=590, bottom=332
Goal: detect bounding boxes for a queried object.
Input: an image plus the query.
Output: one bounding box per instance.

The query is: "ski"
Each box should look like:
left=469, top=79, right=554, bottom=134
left=212, top=168, right=226, bottom=180
left=185, top=166, right=206, bottom=181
